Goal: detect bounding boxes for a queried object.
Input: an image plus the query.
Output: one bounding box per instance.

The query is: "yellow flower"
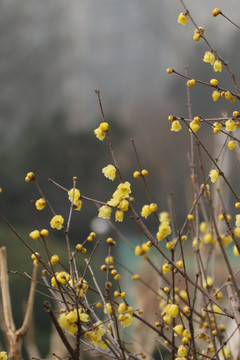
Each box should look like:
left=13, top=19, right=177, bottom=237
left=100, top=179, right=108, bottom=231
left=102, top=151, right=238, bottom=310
left=165, top=304, right=179, bottom=318
left=171, top=120, right=182, bottom=132
left=178, top=345, right=187, bottom=357
left=174, top=324, right=183, bottom=336
left=115, top=210, right=124, bottom=222
left=200, top=222, right=208, bottom=233
left=105, top=256, right=114, bottom=264
left=212, top=8, right=221, bottom=17
left=235, top=214, right=240, bottom=227
left=55, top=271, right=71, bottom=285
left=233, top=245, right=240, bottom=256
left=141, top=205, right=152, bottom=218
left=98, top=205, right=112, bottom=219
left=159, top=212, right=170, bottom=223
left=212, top=90, right=220, bottom=101
left=225, top=119, right=236, bottom=132
left=234, top=227, right=240, bottom=237
left=228, top=140, right=237, bottom=150
left=113, top=182, right=131, bottom=200
left=209, top=169, right=219, bottom=183
left=94, top=127, right=105, bottom=140
left=118, top=199, right=129, bottom=211
left=0, top=352, right=7, bottom=360
left=68, top=188, right=80, bottom=202
left=210, top=78, right=218, bottom=87
left=73, top=199, right=82, bottom=211
left=177, top=12, right=188, bottom=25
left=58, top=308, right=89, bottom=335
left=162, top=263, right=170, bottom=274
left=25, top=171, right=35, bottom=182
left=102, top=164, right=116, bottom=181
left=50, top=254, right=59, bottom=266
left=50, top=215, right=64, bottom=230
left=86, top=321, right=106, bottom=347
left=203, top=51, right=215, bottom=65
left=118, top=305, right=133, bottom=327
left=35, top=198, right=46, bottom=210
left=104, top=303, right=113, bottom=315
left=190, top=120, right=200, bottom=133
left=213, top=60, right=222, bottom=72
left=221, top=234, right=232, bottom=246
left=186, top=79, right=196, bottom=88
left=29, top=230, right=40, bottom=240
left=99, top=122, right=109, bottom=131
left=157, top=222, right=171, bottom=241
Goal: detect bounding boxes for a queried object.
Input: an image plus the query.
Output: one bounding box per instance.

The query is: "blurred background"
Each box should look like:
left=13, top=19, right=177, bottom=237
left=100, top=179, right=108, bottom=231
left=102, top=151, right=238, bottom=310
left=1, top=0, right=240, bottom=358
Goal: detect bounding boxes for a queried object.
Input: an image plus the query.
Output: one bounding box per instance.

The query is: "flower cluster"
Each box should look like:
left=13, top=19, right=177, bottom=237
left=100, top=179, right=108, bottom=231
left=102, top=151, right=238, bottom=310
left=156, top=212, right=171, bottom=241
left=98, top=181, right=131, bottom=222
left=58, top=307, right=89, bottom=335
left=68, top=188, right=82, bottom=210
left=94, top=122, right=109, bottom=141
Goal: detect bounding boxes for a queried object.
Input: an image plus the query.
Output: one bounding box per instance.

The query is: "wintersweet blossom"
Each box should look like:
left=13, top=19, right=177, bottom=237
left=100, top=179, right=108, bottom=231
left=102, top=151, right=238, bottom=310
left=212, top=8, right=221, bottom=17
left=165, top=304, right=179, bottom=318
left=117, top=199, right=129, bottom=211
left=68, top=188, right=80, bottom=202
left=171, top=120, right=182, bottom=132
left=162, top=263, right=170, bottom=274
left=177, top=12, right=188, bottom=25
left=209, top=169, right=219, bottom=183
left=159, top=212, right=170, bottom=223
left=35, top=198, right=46, bottom=210
left=203, top=51, right=215, bottom=65
left=0, top=352, right=7, bottom=360
left=141, top=205, right=152, bottom=218
left=212, top=90, right=220, bottom=101
left=50, top=215, right=64, bottom=230
left=58, top=308, right=89, bottom=335
left=228, top=140, right=236, bottom=150
left=118, top=303, right=133, bottom=327
left=85, top=321, right=106, bottom=348
left=113, top=182, right=131, bottom=200
left=178, top=345, right=187, bottom=356
left=190, top=120, right=200, bottom=133
left=225, top=119, right=236, bottom=132
left=25, top=171, right=35, bottom=182
left=29, top=230, right=40, bottom=240
left=213, top=60, right=222, bottom=72
left=157, top=222, right=171, bottom=241
left=115, top=210, right=124, bottom=222
left=94, top=127, right=105, bottom=140
left=98, top=205, right=112, bottom=219
left=235, top=214, right=240, bottom=227
left=102, top=164, right=116, bottom=181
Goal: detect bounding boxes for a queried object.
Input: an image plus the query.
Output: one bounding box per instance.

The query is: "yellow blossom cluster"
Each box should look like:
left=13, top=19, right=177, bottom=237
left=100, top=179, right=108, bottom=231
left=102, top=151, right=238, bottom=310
left=141, top=203, right=158, bottom=218
left=98, top=181, right=131, bottom=222
left=68, top=188, right=82, bottom=210
left=51, top=271, right=71, bottom=287
left=68, top=278, right=89, bottom=298
left=118, top=302, right=133, bottom=327
left=157, top=212, right=171, bottom=241
left=134, top=242, right=150, bottom=256
left=25, top=171, right=35, bottom=182
left=85, top=322, right=107, bottom=349
left=58, top=308, right=89, bottom=335
left=94, top=122, right=109, bottom=141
